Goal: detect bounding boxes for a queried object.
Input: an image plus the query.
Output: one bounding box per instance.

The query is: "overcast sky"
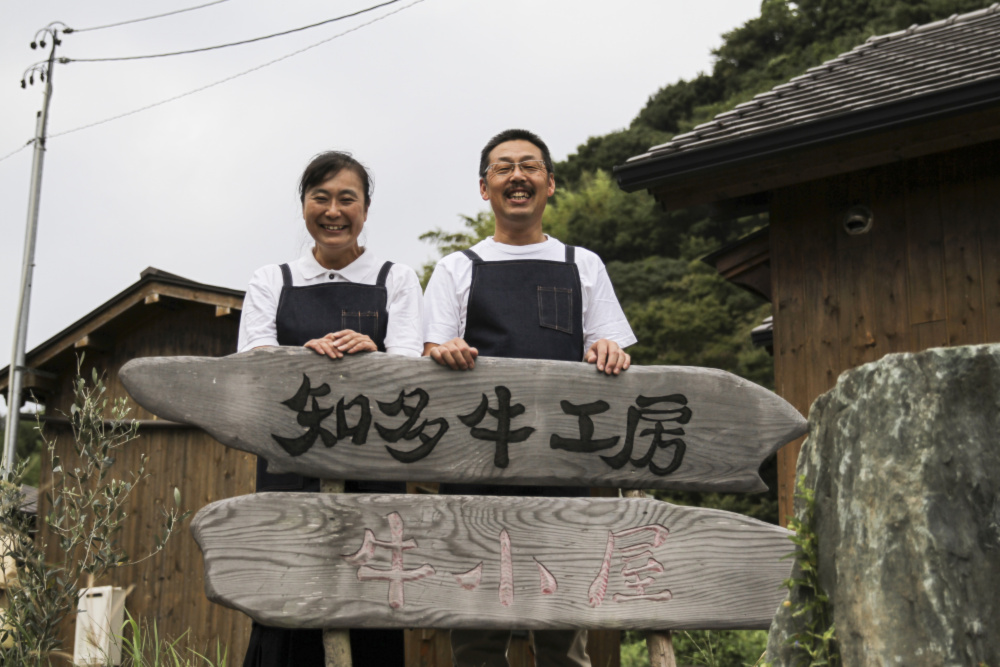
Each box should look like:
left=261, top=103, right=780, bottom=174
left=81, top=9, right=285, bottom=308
left=1, top=0, right=759, bottom=401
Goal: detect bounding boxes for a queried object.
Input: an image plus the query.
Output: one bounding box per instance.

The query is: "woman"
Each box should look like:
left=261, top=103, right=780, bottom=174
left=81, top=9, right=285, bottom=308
left=237, top=151, right=421, bottom=667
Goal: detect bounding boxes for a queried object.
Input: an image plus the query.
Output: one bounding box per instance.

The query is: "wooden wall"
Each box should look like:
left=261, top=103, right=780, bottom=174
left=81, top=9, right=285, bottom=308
left=38, top=297, right=256, bottom=663
left=770, top=140, right=1000, bottom=524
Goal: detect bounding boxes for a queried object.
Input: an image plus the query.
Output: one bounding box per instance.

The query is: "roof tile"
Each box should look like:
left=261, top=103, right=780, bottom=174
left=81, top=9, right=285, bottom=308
left=630, top=5, right=1000, bottom=162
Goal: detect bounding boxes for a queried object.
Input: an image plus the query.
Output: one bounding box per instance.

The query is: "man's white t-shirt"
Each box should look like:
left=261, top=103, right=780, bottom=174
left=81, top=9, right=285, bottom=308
left=423, top=236, right=636, bottom=357
left=237, top=249, right=423, bottom=356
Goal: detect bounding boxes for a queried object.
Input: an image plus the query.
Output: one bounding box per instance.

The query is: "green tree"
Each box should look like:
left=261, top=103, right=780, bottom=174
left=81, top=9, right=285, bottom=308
left=544, top=170, right=680, bottom=263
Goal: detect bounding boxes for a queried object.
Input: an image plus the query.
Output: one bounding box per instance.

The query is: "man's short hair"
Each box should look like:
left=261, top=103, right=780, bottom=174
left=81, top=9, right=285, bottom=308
left=479, top=129, right=554, bottom=180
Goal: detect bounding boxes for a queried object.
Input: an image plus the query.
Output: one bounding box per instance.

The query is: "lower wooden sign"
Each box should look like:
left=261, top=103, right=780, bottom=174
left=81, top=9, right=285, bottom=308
left=192, top=493, right=793, bottom=631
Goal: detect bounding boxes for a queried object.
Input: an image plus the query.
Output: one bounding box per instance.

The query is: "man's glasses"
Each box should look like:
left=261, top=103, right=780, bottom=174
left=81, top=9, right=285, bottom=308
left=485, top=160, right=547, bottom=179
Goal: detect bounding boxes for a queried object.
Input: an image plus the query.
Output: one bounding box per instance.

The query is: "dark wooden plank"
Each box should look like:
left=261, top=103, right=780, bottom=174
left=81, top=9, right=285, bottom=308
left=868, top=163, right=912, bottom=355
left=803, top=177, right=845, bottom=397
left=405, top=629, right=452, bottom=667
left=769, top=183, right=811, bottom=525
left=939, top=155, right=986, bottom=346
left=913, top=320, right=948, bottom=350
left=974, top=147, right=1000, bottom=343
left=905, top=156, right=947, bottom=325
left=837, top=169, right=878, bottom=370
left=120, top=350, right=807, bottom=493
left=836, top=244, right=877, bottom=369
left=191, top=494, right=793, bottom=631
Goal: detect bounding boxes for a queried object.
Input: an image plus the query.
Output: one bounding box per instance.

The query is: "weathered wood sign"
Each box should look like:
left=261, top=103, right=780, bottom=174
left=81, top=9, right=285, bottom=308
left=192, top=493, right=792, bottom=631
left=120, top=349, right=807, bottom=492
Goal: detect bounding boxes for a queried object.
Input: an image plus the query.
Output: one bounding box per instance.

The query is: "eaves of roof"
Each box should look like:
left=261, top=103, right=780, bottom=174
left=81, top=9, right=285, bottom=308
left=0, top=268, right=244, bottom=391
left=615, top=74, right=1000, bottom=193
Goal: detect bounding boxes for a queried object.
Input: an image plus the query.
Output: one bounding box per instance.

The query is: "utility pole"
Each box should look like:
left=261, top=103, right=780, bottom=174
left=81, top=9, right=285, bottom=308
left=3, top=29, right=60, bottom=477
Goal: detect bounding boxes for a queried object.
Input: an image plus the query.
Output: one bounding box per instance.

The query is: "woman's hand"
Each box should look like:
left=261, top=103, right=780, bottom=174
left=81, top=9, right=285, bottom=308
left=304, top=330, right=377, bottom=359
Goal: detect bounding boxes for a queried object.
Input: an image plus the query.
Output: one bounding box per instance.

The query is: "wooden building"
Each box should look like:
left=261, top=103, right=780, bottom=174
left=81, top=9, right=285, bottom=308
left=615, top=6, right=1000, bottom=524
left=0, top=267, right=255, bottom=662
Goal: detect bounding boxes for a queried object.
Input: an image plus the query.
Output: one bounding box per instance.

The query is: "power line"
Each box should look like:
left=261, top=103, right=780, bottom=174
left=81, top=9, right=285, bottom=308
left=48, top=0, right=427, bottom=140
left=0, top=141, right=33, bottom=165
left=62, top=0, right=403, bottom=63
left=64, top=0, right=232, bottom=34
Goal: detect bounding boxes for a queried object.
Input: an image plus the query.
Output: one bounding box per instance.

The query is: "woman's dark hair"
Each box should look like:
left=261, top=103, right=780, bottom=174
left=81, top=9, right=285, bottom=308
left=298, top=151, right=373, bottom=208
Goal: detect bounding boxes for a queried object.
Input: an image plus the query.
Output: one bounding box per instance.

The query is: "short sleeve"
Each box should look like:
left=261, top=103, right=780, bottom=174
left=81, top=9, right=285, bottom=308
left=384, top=264, right=424, bottom=357
left=237, top=265, right=282, bottom=352
left=423, top=257, right=467, bottom=344
left=580, top=253, right=637, bottom=351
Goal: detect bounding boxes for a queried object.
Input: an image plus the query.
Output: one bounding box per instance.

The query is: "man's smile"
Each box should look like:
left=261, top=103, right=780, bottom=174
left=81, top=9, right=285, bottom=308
left=505, top=186, right=534, bottom=202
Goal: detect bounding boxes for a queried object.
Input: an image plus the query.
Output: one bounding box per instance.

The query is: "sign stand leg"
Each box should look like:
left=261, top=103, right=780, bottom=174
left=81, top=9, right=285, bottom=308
left=645, top=631, right=676, bottom=667
left=320, top=479, right=353, bottom=667
left=622, top=489, right=676, bottom=667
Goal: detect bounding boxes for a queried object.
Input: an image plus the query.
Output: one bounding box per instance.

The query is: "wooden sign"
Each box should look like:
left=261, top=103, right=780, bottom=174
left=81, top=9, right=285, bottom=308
left=120, top=349, right=806, bottom=492
left=192, top=493, right=792, bottom=631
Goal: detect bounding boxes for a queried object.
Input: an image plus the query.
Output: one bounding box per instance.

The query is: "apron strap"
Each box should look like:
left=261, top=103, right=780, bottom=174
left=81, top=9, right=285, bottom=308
left=564, top=245, right=575, bottom=263
left=279, top=263, right=293, bottom=287
left=376, top=261, right=393, bottom=288
left=462, top=249, right=484, bottom=264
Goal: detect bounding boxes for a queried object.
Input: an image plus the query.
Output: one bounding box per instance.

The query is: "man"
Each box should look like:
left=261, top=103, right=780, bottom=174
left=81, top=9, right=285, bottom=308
left=423, top=129, right=636, bottom=667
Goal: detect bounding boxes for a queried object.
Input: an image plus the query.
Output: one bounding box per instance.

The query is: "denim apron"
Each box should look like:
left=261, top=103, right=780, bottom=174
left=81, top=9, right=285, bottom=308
left=444, top=244, right=588, bottom=498
left=244, top=260, right=405, bottom=667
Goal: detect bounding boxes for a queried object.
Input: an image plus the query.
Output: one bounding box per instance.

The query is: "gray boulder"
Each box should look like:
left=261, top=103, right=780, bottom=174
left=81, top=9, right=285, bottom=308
left=767, top=344, right=1000, bottom=666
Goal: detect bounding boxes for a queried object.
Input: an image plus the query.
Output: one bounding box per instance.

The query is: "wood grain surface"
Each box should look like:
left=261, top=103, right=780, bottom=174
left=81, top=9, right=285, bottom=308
left=191, top=493, right=792, bottom=631
left=121, top=349, right=806, bottom=492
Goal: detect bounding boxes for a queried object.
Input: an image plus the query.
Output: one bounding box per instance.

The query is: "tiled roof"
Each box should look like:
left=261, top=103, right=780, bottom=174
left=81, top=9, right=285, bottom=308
left=624, top=4, right=1000, bottom=165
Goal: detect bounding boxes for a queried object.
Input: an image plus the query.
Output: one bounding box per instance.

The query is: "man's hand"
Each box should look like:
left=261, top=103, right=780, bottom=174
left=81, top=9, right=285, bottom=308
left=424, top=339, right=479, bottom=370
left=585, top=339, right=631, bottom=375
left=304, top=330, right=376, bottom=359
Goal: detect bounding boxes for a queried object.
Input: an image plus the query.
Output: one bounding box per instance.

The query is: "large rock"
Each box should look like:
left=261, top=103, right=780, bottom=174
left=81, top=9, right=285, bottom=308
left=767, top=344, right=1000, bottom=666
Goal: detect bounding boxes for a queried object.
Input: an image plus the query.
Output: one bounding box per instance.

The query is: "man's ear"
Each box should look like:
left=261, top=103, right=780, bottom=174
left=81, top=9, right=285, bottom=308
left=546, top=172, right=556, bottom=197
left=480, top=178, right=490, bottom=201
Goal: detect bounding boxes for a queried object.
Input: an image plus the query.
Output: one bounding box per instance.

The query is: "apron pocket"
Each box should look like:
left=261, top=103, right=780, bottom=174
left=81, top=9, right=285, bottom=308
left=341, top=310, right=381, bottom=339
left=537, top=286, right=574, bottom=333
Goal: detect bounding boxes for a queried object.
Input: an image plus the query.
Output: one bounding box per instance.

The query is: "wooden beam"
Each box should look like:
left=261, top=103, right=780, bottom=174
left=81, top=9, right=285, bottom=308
left=144, top=293, right=160, bottom=305
left=215, top=306, right=232, bottom=318
left=7, top=368, right=60, bottom=404
left=73, top=333, right=112, bottom=352
left=119, top=350, right=808, bottom=493
left=192, top=493, right=793, bottom=631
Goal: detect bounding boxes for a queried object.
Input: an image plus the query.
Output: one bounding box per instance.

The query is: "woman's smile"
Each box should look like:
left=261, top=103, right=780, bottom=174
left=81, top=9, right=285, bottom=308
left=303, top=168, right=368, bottom=269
